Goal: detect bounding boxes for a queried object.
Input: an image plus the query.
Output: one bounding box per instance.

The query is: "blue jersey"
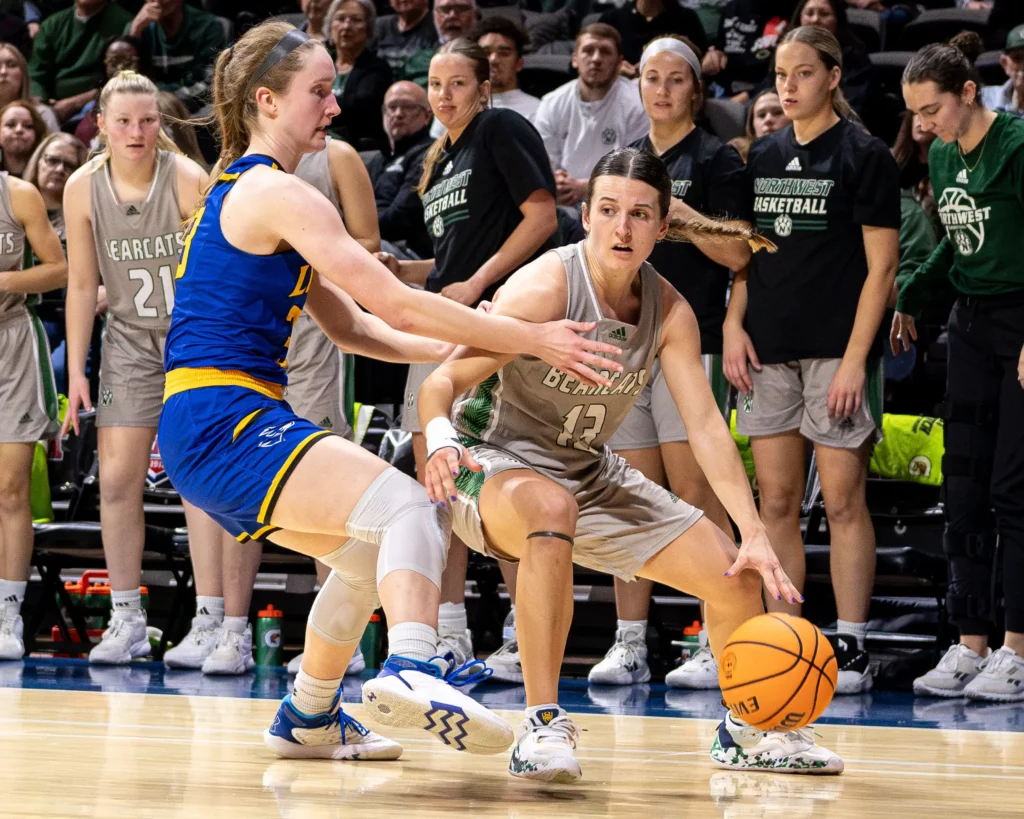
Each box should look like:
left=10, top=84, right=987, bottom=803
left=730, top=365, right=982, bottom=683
left=165, top=154, right=313, bottom=387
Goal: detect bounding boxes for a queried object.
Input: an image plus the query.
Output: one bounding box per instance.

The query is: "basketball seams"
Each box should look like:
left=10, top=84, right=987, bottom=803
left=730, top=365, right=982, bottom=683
left=760, top=615, right=815, bottom=727
left=720, top=640, right=837, bottom=682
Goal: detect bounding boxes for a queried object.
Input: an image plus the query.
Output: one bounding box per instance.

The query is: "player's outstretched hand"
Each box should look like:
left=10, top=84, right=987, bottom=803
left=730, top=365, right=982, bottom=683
left=61, top=373, right=92, bottom=437
left=725, top=528, right=804, bottom=605
left=533, top=319, right=623, bottom=390
left=424, top=444, right=481, bottom=507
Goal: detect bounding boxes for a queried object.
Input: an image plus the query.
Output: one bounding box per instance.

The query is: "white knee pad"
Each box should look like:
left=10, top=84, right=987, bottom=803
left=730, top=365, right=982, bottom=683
left=344, top=466, right=451, bottom=590
left=310, top=538, right=381, bottom=646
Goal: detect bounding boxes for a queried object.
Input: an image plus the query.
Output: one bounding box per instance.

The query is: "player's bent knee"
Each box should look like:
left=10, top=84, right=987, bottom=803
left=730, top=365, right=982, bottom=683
left=344, top=467, right=451, bottom=591
left=308, top=564, right=379, bottom=647
left=522, top=487, right=578, bottom=534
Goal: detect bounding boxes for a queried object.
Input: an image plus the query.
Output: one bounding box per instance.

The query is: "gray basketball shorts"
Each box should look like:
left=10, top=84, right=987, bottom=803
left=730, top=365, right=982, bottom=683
left=734, top=358, right=883, bottom=449
left=0, top=308, right=59, bottom=443
left=97, top=314, right=166, bottom=428
left=399, top=361, right=440, bottom=434
left=285, top=313, right=353, bottom=439
left=451, top=442, right=704, bottom=581
left=608, top=354, right=730, bottom=450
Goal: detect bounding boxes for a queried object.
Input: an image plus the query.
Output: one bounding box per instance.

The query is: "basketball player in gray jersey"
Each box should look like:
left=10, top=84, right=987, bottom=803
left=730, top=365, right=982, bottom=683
left=62, top=71, right=219, bottom=666
left=0, top=171, right=67, bottom=661
left=415, top=149, right=843, bottom=781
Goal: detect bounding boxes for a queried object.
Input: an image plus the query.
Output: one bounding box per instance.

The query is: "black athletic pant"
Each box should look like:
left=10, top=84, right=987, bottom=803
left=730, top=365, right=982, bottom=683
left=943, top=292, right=1024, bottom=636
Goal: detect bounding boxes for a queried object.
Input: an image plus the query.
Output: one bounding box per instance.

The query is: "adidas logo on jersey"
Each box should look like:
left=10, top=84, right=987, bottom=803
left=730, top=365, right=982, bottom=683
left=785, top=157, right=802, bottom=172
left=956, top=168, right=968, bottom=184
left=125, top=205, right=140, bottom=216
left=319, top=416, right=333, bottom=428
left=607, top=326, right=628, bottom=342
left=18, top=412, right=31, bottom=424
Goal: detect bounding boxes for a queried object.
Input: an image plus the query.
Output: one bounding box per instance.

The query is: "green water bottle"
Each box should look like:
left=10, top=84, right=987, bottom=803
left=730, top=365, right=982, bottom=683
left=360, top=612, right=383, bottom=670
left=256, top=604, right=283, bottom=667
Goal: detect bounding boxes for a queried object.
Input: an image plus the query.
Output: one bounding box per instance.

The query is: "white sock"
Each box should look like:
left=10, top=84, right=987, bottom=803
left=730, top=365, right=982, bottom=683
left=836, top=620, right=867, bottom=651
left=196, top=596, right=224, bottom=620
left=503, top=605, right=516, bottom=642
left=0, top=579, right=27, bottom=617
left=292, top=668, right=340, bottom=716
left=111, top=588, right=142, bottom=616
left=222, top=616, right=248, bottom=634
left=617, top=619, right=646, bottom=640
left=388, top=623, right=438, bottom=661
left=438, top=602, right=467, bottom=637
left=526, top=703, right=563, bottom=725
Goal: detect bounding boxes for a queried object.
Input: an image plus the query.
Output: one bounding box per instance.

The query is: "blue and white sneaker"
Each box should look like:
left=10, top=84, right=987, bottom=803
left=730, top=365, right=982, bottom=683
left=361, top=653, right=513, bottom=755
left=264, top=691, right=403, bottom=760
left=709, top=714, right=844, bottom=775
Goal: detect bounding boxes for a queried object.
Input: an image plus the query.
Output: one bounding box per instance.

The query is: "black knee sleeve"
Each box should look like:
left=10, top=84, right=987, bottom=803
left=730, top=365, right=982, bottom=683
left=943, top=529, right=997, bottom=626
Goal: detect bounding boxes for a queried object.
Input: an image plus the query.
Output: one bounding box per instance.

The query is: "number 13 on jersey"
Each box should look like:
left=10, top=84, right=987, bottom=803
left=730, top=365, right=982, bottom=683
left=558, top=403, right=607, bottom=452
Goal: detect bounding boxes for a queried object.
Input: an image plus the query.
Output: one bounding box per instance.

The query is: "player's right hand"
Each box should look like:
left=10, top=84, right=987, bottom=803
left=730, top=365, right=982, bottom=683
left=890, top=311, right=917, bottom=355
left=723, top=320, right=760, bottom=393
left=533, top=319, right=622, bottom=390
left=62, top=374, right=92, bottom=437
left=424, top=445, right=481, bottom=507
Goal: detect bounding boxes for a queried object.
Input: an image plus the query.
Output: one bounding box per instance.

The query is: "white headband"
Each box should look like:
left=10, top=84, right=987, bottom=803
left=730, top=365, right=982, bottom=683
left=639, top=38, right=701, bottom=81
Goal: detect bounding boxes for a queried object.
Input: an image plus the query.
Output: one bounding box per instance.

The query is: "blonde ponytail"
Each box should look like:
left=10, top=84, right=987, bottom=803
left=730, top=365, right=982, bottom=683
left=666, top=213, right=777, bottom=252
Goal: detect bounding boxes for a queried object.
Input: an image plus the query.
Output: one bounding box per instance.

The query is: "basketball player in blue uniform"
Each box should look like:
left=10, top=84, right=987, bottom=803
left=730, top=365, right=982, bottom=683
left=157, top=20, right=622, bottom=760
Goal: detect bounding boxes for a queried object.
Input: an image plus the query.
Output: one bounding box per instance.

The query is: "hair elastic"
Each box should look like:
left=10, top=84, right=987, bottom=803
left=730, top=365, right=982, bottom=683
left=639, top=37, right=701, bottom=81
left=245, top=29, right=312, bottom=98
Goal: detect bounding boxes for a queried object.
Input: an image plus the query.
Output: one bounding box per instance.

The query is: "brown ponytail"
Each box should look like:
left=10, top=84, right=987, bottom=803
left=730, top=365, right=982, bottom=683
left=903, top=30, right=983, bottom=99
left=778, top=25, right=856, bottom=121
left=416, top=38, right=490, bottom=196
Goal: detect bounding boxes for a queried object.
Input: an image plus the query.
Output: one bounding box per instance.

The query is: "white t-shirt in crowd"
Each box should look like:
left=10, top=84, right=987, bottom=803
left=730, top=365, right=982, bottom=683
left=532, top=75, right=650, bottom=181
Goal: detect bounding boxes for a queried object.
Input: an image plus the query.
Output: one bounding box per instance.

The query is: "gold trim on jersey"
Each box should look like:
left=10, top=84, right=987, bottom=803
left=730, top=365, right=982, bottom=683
left=236, top=524, right=280, bottom=544
left=163, top=367, right=284, bottom=401
left=232, top=408, right=269, bottom=442
left=257, top=430, right=334, bottom=524
left=176, top=205, right=205, bottom=279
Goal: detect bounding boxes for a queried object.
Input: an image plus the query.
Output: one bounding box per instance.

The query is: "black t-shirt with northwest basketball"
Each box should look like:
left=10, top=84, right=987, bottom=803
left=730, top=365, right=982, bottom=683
left=422, top=108, right=556, bottom=300
left=742, top=118, right=901, bottom=363
left=632, top=127, right=750, bottom=354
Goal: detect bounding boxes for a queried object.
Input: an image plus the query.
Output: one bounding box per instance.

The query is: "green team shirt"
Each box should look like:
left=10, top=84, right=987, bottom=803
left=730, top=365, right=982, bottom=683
left=897, top=113, right=1024, bottom=317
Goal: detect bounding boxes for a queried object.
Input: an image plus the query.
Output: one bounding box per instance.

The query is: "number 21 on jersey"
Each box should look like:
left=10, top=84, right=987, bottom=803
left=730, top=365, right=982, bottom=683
left=129, top=264, right=174, bottom=317
left=558, top=403, right=606, bottom=452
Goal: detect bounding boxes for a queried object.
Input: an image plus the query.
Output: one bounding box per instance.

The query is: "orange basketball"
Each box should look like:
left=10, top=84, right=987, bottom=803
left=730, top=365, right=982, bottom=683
left=717, top=613, right=837, bottom=732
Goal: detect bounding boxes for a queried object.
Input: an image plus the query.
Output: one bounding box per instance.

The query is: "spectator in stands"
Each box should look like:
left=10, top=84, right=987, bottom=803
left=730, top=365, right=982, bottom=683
left=745, top=88, right=789, bottom=141
left=896, top=33, right=1024, bottom=703
left=475, top=16, right=539, bottom=121
left=326, top=0, right=391, bottom=152
left=434, top=0, right=478, bottom=44
left=891, top=110, right=937, bottom=224
left=700, top=0, right=794, bottom=102
left=980, top=24, right=1024, bottom=118
left=374, top=80, right=433, bottom=259
left=381, top=40, right=557, bottom=666
left=789, top=0, right=873, bottom=119
left=157, top=92, right=206, bottom=166
left=73, top=35, right=144, bottom=148
left=599, top=0, right=709, bottom=71
left=0, top=43, right=59, bottom=132
left=298, top=0, right=331, bottom=39
left=127, top=0, right=227, bottom=112
left=375, top=0, right=438, bottom=83
left=0, top=100, right=45, bottom=177
left=726, top=25, right=901, bottom=695
left=533, top=24, right=649, bottom=208
left=29, top=0, right=133, bottom=123
left=23, top=132, right=87, bottom=247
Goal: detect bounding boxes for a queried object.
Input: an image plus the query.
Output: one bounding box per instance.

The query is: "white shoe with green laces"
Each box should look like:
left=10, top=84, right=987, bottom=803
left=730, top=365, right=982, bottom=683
left=709, top=714, right=844, bottom=775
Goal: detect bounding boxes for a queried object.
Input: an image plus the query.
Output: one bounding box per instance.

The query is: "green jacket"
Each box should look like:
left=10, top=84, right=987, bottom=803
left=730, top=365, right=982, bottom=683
left=29, top=2, right=133, bottom=101
left=132, top=5, right=226, bottom=108
left=894, top=189, right=938, bottom=293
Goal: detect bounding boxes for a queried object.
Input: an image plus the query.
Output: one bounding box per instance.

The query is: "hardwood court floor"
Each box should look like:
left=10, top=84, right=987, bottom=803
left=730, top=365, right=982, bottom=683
left=0, top=681, right=1022, bottom=818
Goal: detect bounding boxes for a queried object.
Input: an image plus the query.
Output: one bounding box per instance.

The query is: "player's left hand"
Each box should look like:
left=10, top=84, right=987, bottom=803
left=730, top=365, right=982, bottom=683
left=826, top=357, right=865, bottom=420
left=725, top=528, right=803, bottom=605
left=424, top=444, right=481, bottom=506
left=442, top=278, right=483, bottom=306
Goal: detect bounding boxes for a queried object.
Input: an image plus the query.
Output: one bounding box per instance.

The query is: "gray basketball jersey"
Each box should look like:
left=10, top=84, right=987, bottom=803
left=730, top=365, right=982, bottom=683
left=0, top=172, right=26, bottom=319
left=89, top=150, right=182, bottom=329
left=452, top=241, right=663, bottom=479
left=295, top=139, right=342, bottom=214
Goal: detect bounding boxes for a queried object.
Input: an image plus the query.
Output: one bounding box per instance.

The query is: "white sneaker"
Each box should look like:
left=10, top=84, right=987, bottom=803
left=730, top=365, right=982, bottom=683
left=487, top=638, right=523, bottom=683
left=362, top=654, right=513, bottom=754
left=666, top=644, right=719, bottom=690
left=710, top=714, right=844, bottom=775
left=163, top=614, right=221, bottom=669
left=587, top=624, right=650, bottom=685
left=913, top=643, right=988, bottom=698
left=202, top=625, right=255, bottom=675
left=509, top=707, right=581, bottom=783
left=287, top=645, right=366, bottom=676
left=964, top=646, right=1024, bottom=703
left=89, top=611, right=151, bottom=665
left=437, top=628, right=474, bottom=666
left=0, top=614, right=24, bottom=661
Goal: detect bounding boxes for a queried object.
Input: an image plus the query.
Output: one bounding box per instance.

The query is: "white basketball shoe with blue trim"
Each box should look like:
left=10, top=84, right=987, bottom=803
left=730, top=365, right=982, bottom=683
left=264, top=690, right=402, bottom=760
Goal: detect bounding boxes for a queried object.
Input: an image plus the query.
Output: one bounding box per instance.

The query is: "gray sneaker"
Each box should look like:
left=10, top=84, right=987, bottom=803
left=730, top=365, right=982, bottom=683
left=964, top=646, right=1024, bottom=703
left=913, top=644, right=988, bottom=698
